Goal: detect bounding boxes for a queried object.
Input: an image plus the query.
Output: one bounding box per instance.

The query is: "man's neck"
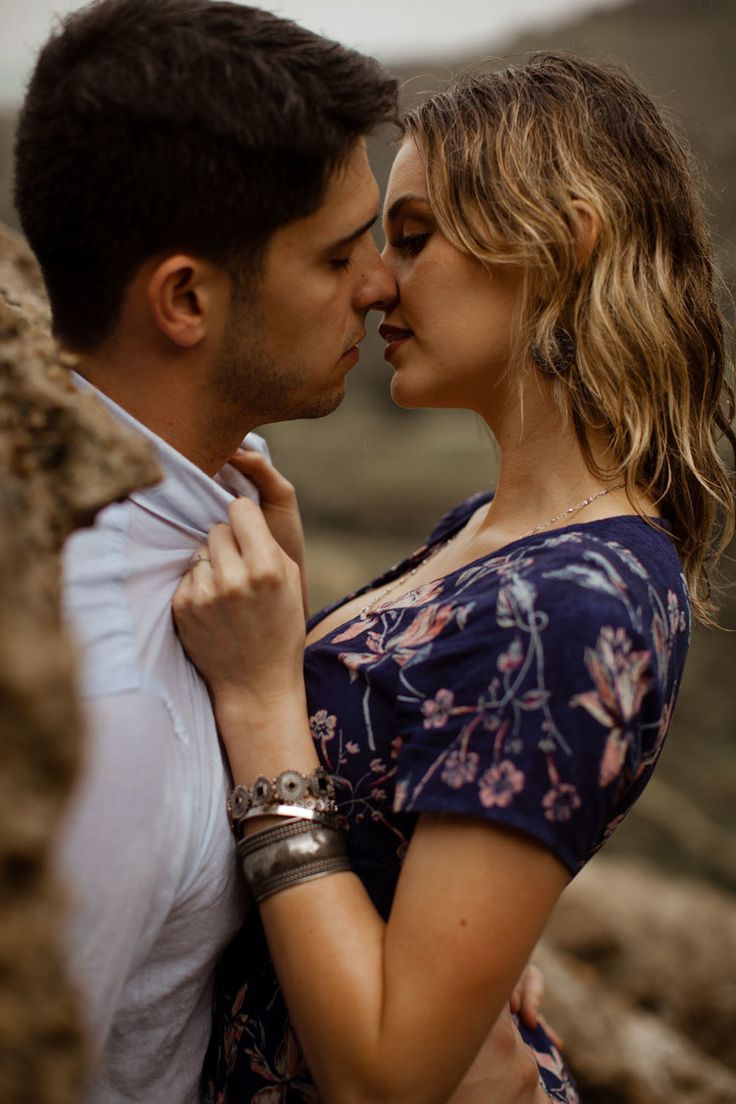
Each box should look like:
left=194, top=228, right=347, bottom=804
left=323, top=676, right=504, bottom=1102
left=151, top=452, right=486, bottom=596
left=76, top=356, right=252, bottom=476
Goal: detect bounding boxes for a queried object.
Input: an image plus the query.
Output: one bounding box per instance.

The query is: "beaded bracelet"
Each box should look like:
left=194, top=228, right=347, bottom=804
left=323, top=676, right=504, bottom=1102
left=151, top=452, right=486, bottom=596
left=227, top=766, right=338, bottom=837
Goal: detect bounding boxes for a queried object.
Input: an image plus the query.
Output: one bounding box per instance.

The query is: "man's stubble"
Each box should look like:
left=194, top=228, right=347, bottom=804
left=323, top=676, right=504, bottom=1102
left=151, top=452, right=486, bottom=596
left=212, top=283, right=346, bottom=428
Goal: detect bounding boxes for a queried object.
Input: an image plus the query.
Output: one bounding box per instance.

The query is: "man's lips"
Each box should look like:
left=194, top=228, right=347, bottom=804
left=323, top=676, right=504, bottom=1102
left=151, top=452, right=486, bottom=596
left=379, top=323, right=414, bottom=362
left=339, top=331, right=366, bottom=363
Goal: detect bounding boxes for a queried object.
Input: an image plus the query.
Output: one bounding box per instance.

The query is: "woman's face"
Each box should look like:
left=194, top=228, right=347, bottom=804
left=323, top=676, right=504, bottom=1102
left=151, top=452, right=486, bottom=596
left=380, top=138, right=523, bottom=418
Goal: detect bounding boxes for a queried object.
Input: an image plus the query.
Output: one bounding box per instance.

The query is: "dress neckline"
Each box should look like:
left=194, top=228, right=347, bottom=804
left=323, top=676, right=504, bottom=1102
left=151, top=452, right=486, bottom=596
left=306, top=503, right=670, bottom=649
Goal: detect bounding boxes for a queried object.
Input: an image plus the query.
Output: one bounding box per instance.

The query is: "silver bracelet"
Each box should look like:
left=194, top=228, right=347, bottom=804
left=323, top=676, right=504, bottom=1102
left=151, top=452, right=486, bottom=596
left=236, top=816, right=341, bottom=860
left=227, top=767, right=338, bottom=836
left=240, top=802, right=339, bottom=824
left=253, top=856, right=352, bottom=902
left=239, top=821, right=350, bottom=903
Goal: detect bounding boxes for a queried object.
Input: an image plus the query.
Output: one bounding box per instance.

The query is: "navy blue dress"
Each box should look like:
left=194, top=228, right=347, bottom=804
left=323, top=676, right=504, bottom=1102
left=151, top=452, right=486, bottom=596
left=203, top=495, right=690, bottom=1103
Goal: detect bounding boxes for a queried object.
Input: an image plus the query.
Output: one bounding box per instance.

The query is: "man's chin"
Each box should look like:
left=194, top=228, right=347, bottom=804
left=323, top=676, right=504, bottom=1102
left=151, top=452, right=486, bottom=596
left=289, top=383, right=346, bottom=421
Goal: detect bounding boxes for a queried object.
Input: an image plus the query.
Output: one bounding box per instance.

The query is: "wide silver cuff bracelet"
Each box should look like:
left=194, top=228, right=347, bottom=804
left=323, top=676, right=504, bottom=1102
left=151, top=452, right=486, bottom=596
left=239, top=820, right=350, bottom=904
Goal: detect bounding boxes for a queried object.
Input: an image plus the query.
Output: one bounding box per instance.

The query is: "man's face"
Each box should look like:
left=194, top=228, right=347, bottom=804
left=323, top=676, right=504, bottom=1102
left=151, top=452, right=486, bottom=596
left=215, top=140, right=396, bottom=424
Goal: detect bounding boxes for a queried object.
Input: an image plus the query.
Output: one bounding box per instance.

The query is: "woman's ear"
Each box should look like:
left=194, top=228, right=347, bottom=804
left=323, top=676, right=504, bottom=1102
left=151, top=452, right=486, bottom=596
left=570, top=199, right=601, bottom=270
left=146, top=255, right=223, bottom=348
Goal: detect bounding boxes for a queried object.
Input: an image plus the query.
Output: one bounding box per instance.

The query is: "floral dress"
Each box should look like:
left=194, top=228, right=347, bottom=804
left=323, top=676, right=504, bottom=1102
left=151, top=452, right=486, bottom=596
left=203, top=494, right=690, bottom=1103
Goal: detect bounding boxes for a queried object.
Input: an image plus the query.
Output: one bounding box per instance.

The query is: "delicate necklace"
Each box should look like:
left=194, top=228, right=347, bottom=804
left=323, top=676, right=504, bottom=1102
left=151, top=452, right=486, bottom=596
left=359, top=482, right=625, bottom=620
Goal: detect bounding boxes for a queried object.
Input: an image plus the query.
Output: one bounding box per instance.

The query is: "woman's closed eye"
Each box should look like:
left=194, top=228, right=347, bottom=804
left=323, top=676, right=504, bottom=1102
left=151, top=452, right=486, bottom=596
left=391, top=231, right=429, bottom=256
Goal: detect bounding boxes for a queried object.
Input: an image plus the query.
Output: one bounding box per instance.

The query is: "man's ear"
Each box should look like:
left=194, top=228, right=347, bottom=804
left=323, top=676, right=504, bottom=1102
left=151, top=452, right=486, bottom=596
left=570, top=199, right=601, bottom=270
left=146, top=255, right=222, bottom=348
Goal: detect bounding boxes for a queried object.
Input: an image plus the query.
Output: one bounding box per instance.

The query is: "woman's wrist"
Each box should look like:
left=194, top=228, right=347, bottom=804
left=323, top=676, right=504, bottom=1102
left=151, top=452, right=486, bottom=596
left=213, top=684, right=318, bottom=783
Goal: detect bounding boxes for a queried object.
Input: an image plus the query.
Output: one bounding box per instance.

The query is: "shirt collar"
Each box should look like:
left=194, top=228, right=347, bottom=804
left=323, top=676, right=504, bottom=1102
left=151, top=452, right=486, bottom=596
left=72, top=372, right=265, bottom=542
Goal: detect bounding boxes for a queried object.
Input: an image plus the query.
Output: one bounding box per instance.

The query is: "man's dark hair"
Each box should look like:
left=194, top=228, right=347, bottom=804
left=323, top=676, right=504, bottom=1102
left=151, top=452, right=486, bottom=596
left=14, top=0, right=398, bottom=351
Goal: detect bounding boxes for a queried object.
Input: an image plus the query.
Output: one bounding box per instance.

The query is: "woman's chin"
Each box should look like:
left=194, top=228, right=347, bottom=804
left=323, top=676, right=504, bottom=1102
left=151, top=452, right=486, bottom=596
left=389, top=372, right=446, bottom=411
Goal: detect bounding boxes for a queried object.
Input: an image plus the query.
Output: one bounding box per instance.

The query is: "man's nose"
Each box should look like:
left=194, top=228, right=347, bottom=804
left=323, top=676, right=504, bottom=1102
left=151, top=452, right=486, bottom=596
left=356, top=240, right=398, bottom=313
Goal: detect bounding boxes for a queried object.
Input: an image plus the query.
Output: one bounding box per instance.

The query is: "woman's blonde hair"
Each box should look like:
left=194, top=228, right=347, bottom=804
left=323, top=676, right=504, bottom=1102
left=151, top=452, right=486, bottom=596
left=403, top=53, right=735, bottom=625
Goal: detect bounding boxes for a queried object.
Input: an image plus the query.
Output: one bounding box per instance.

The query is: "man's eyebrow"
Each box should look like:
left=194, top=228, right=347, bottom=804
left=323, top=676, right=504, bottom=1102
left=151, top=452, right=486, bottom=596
left=385, top=193, right=431, bottom=223
left=327, top=212, right=379, bottom=251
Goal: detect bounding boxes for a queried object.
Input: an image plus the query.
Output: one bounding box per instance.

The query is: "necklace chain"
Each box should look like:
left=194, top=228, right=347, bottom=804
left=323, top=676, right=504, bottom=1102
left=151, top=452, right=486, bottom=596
left=359, top=483, right=625, bottom=620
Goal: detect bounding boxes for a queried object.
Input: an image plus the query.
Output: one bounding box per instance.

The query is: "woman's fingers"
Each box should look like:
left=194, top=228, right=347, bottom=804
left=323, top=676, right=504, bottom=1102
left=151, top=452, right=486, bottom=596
left=226, top=497, right=298, bottom=580
left=520, top=963, right=543, bottom=1028
left=538, top=1014, right=564, bottom=1051
left=510, top=962, right=545, bottom=1029
left=207, top=523, right=247, bottom=588
left=230, top=448, right=296, bottom=505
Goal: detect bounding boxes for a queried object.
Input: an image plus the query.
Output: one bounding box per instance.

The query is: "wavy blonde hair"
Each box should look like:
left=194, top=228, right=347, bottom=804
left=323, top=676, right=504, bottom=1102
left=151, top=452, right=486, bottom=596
left=403, top=53, right=735, bottom=625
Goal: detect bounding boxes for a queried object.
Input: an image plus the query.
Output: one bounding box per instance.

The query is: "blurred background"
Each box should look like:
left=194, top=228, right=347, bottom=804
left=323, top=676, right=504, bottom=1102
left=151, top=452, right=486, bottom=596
left=1, top=0, right=734, bottom=891
left=1, top=0, right=734, bottom=917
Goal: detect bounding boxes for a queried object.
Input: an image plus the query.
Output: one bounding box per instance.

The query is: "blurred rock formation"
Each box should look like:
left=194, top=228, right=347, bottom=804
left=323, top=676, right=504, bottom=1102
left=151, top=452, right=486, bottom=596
left=0, top=223, right=160, bottom=1103
left=540, top=857, right=736, bottom=1103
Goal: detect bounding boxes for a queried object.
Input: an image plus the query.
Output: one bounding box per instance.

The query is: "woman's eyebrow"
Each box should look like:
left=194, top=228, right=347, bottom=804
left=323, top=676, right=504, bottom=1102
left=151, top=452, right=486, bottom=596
left=385, top=193, right=431, bottom=222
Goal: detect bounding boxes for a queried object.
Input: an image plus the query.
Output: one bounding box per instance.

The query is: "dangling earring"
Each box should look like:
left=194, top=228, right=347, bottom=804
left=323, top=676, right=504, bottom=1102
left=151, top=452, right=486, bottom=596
left=532, top=327, right=576, bottom=374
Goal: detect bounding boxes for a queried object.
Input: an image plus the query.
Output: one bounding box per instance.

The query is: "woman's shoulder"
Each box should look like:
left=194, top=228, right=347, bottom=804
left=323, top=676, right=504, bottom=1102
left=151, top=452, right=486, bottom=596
left=459, top=514, right=687, bottom=610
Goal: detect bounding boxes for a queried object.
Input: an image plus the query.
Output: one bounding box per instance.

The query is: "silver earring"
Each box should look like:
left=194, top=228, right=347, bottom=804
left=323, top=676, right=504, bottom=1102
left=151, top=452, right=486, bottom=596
left=532, top=327, right=576, bottom=374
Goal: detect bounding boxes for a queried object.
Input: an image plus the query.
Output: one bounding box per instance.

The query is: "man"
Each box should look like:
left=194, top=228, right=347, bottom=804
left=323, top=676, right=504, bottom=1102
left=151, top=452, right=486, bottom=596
left=14, top=1, right=547, bottom=1100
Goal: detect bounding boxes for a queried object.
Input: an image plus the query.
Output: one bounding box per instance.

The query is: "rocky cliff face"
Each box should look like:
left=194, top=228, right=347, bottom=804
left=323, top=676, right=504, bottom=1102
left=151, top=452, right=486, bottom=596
left=0, top=223, right=160, bottom=1103
left=540, top=857, right=736, bottom=1103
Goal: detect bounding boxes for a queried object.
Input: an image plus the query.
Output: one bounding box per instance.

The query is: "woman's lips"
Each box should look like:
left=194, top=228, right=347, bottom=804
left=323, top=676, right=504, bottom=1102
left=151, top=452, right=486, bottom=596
left=379, top=323, right=414, bottom=363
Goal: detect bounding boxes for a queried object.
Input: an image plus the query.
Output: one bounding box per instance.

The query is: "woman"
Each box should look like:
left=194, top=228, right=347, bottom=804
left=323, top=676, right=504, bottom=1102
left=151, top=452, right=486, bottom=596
left=174, top=54, right=735, bottom=1103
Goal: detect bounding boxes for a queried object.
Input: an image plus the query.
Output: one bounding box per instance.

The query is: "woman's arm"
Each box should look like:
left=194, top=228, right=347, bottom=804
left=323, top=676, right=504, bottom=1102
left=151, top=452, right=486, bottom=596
left=174, top=499, right=568, bottom=1104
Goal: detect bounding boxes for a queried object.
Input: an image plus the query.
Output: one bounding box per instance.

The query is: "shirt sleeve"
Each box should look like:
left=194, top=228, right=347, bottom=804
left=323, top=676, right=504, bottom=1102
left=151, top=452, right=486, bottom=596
left=392, top=576, right=662, bottom=874
left=55, top=690, right=188, bottom=1058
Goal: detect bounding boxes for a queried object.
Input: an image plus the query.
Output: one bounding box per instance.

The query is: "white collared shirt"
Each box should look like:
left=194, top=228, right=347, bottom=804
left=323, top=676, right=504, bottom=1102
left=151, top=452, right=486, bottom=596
left=59, top=379, right=267, bottom=1103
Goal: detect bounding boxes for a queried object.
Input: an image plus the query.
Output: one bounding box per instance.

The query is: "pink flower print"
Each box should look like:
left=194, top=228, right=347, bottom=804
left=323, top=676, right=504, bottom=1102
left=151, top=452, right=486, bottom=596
left=332, top=617, right=377, bottom=643
left=497, top=634, right=524, bottom=674
left=599, top=729, right=628, bottom=788
left=421, top=688, right=455, bottom=729
left=309, top=709, right=337, bottom=743
left=345, top=740, right=360, bottom=755
left=386, top=603, right=456, bottom=664
left=223, top=983, right=249, bottom=1073
left=248, top=1025, right=318, bottom=1103
left=571, top=626, right=651, bottom=730
left=651, top=609, right=666, bottom=676
left=667, top=589, right=681, bottom=636
left=370, top=758, right=386, bottom=773
left=376, top=578, right=445, bottom=612
left=252, top=1089, right=284, bottom=1104
left=542, top=782, right=581, bottom=822
left=479, top=760, right=525, bottom=808
left=389, top=735, right=403, bottom=760
left=441, top=749, right=479, bottom=789
left=339, top=651, right=380, bottom=681
left=571, top=626, right=651, bottom=787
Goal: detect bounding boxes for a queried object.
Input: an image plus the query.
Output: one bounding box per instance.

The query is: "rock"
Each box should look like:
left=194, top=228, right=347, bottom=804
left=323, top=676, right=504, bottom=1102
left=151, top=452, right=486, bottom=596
left=0, top=222, right=160, bottom=1104
left=538, top=856, right=736, bottom=1103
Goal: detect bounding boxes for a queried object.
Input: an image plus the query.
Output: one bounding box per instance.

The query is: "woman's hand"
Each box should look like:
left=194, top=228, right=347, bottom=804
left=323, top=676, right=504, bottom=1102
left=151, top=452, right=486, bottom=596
left=173, top=497, right=306, bottom=711
left=229, top=448, right=309, bottom=614
left=510, top=962, right=564, bottom=1048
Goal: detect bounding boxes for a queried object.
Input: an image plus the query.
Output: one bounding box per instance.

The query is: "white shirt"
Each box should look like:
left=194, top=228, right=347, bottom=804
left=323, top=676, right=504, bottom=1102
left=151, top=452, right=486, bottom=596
left=59, top=379, right=267, bottom=1103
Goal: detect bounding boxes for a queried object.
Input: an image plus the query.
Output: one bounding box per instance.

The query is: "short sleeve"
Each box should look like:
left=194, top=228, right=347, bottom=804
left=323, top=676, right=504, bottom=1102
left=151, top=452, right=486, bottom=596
left=392, top=573, right=665, bottom=874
